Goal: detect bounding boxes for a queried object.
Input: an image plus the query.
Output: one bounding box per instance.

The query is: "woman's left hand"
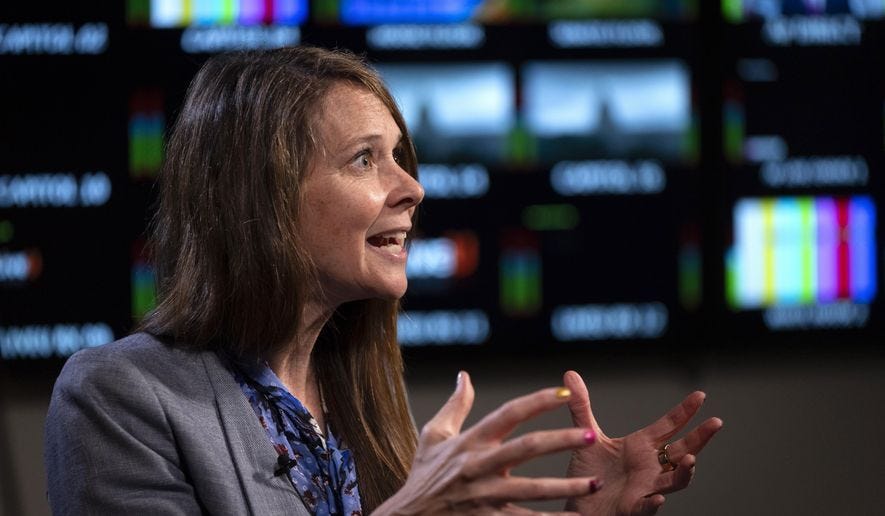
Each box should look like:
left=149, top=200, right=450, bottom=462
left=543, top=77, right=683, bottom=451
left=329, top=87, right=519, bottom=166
left=562, top=371, right=723, bottom=516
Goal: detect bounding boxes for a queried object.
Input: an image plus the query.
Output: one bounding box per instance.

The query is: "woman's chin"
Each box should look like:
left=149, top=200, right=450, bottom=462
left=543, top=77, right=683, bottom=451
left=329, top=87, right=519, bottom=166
left=344, top=282, right=408, bottom=304
left=379, top=283, right=408, bottom=301
left=377, top=279, right=409, bottom=301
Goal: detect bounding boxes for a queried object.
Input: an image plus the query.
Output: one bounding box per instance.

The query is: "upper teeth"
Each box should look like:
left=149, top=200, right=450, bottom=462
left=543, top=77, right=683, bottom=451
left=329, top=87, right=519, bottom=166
left=367, top=231, right=407, bottom=249
left=378, top=231, right=406, bottom=242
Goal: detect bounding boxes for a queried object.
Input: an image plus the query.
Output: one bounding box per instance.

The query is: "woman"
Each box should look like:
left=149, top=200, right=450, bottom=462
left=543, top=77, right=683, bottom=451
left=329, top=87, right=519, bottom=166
left=45, top=46, right=721, bottom=515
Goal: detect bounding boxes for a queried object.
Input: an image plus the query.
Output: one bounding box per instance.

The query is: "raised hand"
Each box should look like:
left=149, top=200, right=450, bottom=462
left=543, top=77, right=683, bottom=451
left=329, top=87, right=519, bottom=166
left=373, top=372, right=602, bottom=516
left=562, top=371, right=723, bottom=516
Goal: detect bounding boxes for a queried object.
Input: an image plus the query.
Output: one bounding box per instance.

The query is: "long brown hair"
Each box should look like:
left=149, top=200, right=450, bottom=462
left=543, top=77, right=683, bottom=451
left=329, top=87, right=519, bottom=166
left=139, top=46, right=418, bottom=511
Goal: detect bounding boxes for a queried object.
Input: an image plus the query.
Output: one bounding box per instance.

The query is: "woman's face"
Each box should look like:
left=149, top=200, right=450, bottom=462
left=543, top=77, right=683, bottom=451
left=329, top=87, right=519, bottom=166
left=299, top=83, right=424, bottom=307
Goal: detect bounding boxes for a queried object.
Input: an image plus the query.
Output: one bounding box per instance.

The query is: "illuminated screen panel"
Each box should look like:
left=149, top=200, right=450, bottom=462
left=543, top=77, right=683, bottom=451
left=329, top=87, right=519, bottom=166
left=723, top=0, right=885, bottom=22
left=144, top=0, right=308, bottom=27
left=727, top=196, right=877, bottom=309
left=335, top=0, right=482, bottom=24
left=316, top=0, right=698, bottom=24
left=375, top=63, right=515, bottom=165
left=129, top=89, right=165, bottom=180
left=524, top=0, right=698, bottom=20
left=377, top=60, right=695, bottom=167
left=523, top=60, right=695, bottom=165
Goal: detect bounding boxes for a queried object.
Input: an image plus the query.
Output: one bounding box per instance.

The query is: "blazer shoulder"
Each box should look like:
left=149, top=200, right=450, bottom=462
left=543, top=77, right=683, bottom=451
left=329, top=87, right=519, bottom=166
left=46, top=334, right=218, bottom=515
left=56, top=332, right=206, bottom=389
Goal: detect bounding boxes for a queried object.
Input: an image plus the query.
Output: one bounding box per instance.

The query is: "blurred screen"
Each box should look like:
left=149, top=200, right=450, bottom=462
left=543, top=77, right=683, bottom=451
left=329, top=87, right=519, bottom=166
left=0, top=1, right=882, bottom=359
left=145, top=0, right=309, bottom=27
left=523, top=60, right=694, bottom=164
left=728, top=196, right=876, bottom=308
left=720, top=0, right=883, bottom=334
left=376, top=63, right=515, bottom=164
left=317, top=0, right=699, bottom=24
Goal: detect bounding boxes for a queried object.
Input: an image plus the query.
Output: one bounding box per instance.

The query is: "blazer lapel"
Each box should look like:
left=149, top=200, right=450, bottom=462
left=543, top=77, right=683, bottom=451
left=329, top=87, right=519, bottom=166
left=201, top=351, right=311, bottom=516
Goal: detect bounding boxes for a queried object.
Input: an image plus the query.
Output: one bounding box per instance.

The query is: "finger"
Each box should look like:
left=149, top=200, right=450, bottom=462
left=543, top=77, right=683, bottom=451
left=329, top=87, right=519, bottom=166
left=562, top=370, right=602, bottom=436
left=650, top=454, right=696, bottom=495
left=498, top=504, right=581, bottom=516
left=665, top=417, right=723, bottom=460
left=631, top=493, right=665, bottom=516
left=419, top=371, right=475, bottom=446
left=466, top=427, right=596, bottom=477
left=478, top=475, right=602, bottom=503
left=498, top=504, right=535, bottom=515
left=467, top=387, right=573, bottom=442
left=644, top=391, right=706, bottom=444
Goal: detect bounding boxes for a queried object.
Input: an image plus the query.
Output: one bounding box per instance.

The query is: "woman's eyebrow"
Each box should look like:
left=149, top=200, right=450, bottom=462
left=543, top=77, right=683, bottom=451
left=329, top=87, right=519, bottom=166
left=337, top=132, right=404, bottom=154
left=336, top=134, right=382, bottom=154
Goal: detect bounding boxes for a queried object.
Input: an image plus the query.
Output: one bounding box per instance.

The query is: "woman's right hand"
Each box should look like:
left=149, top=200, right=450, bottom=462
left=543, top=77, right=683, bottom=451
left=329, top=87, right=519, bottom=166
left=372, top=372, right=601, bottom=516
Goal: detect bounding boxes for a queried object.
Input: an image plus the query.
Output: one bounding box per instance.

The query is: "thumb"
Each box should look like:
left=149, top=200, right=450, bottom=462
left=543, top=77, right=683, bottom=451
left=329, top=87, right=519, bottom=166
left=633, top=494, right=665, bottom=515
left=419, top=371, right=475, bottom=447
left=563, top=370, right=601, bottom=435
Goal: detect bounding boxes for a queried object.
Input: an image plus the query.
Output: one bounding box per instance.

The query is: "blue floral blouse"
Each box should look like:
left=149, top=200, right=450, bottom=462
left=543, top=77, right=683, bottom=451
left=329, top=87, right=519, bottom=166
left=229, top=360, right=363, bottom=516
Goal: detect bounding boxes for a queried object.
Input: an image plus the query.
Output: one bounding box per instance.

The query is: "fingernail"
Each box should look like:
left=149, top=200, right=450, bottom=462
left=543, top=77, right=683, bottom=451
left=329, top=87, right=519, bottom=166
left=555, top=387, right=571, bottom=399
left=583, top=430, right=596, bottom=444
left=589, top=479, right=603, bottom=494
left=456, top=371, right=463, bottom=387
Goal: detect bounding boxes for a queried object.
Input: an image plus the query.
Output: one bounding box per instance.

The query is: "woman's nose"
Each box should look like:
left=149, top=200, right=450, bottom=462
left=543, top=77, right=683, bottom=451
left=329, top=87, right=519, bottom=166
left=388, top=163, right=424, bottom=209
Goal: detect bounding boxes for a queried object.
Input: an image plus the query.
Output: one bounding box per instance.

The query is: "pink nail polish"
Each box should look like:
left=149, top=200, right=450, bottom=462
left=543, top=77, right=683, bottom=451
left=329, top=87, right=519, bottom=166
left=589, top=479, right=603, bottom=494
left=583, top=430, right=596, bottom=444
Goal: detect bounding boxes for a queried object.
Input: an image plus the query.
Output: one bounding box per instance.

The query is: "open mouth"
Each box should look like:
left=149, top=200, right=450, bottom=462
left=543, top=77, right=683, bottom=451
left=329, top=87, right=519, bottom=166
left=367, top=230, right=407, bottom=254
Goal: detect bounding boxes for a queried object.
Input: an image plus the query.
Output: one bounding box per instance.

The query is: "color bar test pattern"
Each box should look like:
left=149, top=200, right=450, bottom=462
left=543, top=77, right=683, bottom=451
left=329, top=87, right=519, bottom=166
left=727, top=196, right=877, bottom=309
left=150, top=0, right=307, bottom=27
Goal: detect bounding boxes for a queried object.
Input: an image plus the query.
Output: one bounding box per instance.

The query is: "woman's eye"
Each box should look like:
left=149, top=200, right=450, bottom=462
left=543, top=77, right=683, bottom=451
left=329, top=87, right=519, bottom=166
left=353, top=150, right=372, bottom=169
left=393, top=147, right=404, bottom=165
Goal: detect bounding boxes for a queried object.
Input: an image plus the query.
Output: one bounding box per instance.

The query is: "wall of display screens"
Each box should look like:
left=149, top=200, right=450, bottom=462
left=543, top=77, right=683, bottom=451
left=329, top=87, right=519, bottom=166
left=0, top=0, right=882, bottom=359
left=722, top=0, right=884, bottom=335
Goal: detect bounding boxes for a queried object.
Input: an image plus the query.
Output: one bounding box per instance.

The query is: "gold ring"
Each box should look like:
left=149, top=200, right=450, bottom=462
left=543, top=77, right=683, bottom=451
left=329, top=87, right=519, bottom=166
left=657, top=443, right=677, bottom=471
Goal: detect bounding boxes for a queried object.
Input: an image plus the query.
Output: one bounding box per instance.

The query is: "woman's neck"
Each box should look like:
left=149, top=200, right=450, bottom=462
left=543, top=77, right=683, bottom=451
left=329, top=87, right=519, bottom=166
left=266, top=300, right=334, bottom=433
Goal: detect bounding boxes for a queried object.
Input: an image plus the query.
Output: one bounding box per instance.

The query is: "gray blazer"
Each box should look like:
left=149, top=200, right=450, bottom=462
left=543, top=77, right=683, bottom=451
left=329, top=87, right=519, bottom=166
left=45, top=332, right=311, bottom=515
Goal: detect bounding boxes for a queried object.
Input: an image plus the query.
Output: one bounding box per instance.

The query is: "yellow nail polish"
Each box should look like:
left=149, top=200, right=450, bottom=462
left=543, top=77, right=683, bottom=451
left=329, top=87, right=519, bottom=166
left=555, top=387, right=571, bottom=399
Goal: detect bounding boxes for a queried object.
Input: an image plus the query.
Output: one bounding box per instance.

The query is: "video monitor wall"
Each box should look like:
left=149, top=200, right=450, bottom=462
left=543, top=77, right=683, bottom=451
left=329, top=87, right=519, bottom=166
left=0, top=0, right=882, bottom=359
left=722, top=0, right=884, bottom=336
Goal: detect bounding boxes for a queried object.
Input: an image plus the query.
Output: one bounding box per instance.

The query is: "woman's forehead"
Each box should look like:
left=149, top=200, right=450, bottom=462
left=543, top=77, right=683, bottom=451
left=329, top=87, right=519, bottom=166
left=315, top=83, right=401, bottom=151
